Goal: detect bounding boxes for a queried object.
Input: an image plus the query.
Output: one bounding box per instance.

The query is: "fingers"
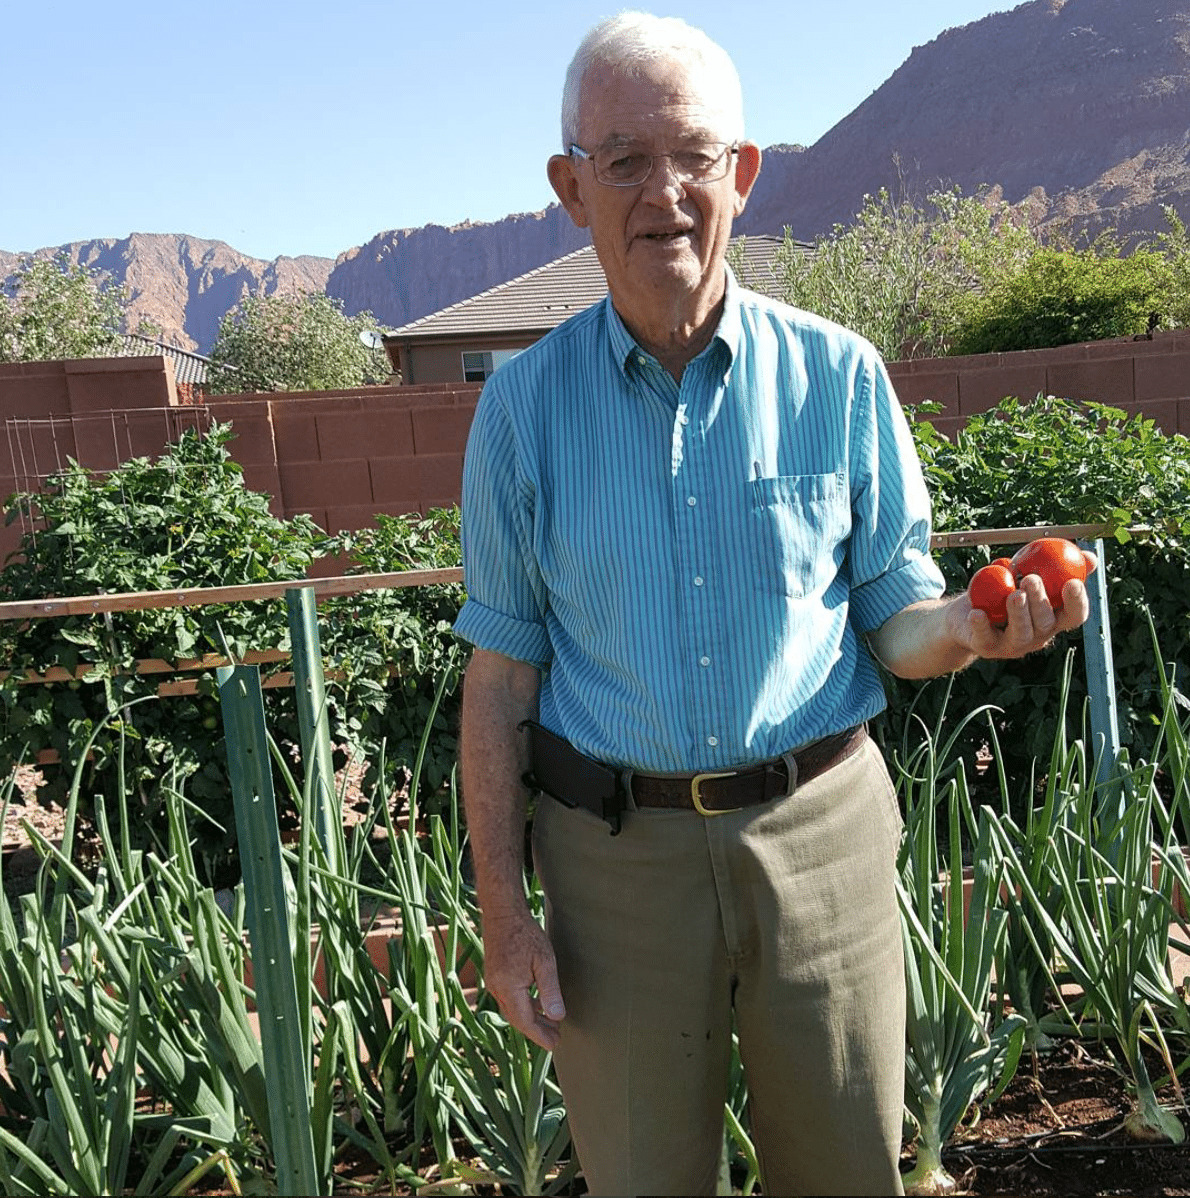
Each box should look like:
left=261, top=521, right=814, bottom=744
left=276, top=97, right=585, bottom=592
left=495, top=958, right=566, bottom=1049
left=1011, top=575, right=1058, bottom=641
left=499, top=983, right=563, bottom=1051
left=962, top=574, right=1092, bottom=661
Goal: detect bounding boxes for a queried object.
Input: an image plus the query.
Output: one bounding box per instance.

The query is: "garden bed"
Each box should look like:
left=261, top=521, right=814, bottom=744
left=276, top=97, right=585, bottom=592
left=185, top=1037, right=1190, bottom=1197
left=941, top=1038, right=1190, bottom=1196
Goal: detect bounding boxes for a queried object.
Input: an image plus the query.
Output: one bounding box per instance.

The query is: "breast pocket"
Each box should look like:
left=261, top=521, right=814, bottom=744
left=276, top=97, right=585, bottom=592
left=748, top=471, right=849, bottom=598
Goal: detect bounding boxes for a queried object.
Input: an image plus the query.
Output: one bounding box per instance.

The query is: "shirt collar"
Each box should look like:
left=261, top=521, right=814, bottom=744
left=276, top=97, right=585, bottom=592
left=604, top=264, right=744, bottom=378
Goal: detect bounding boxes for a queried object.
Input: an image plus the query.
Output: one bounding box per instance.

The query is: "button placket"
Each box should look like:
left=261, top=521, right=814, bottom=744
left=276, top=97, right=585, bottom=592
left=676, top=360, right=729, bottom=765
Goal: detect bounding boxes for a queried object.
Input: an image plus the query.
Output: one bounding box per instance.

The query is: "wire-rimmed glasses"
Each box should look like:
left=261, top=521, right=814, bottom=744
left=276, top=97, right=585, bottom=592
left=568, top=141, right=739, bottom=187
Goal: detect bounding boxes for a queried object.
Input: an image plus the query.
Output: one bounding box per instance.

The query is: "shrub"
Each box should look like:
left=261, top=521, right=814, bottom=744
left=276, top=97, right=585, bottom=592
left=206, top=292, right=390, bottom=394
left=0, top=424, right=466, bottom=878
left=948, top=248, right=1172, bottom=354
left=0, top=424, right=325, bottom=874
left=0, top=253, right=125, bottom=363
left=771, top=186, right=1039, bottom=361
left=877, top=396, right=1190, bottom=806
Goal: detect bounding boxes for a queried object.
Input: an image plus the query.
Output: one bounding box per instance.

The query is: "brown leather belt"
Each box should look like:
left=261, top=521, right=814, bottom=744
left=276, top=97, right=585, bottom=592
left=630, top=724, right=868, bottom=814
left=521, top=720, right=868, bottom=833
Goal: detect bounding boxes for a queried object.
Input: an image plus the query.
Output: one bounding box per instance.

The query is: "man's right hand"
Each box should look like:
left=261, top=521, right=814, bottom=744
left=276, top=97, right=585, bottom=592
left=481, top=908, right=567, bottom=1050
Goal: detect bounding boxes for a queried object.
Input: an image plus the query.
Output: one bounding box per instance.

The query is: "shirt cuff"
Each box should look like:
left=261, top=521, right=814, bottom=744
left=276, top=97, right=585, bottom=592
left=453, top=598, right=553, bottom=668
left=849, top=556, right=947, bottom=633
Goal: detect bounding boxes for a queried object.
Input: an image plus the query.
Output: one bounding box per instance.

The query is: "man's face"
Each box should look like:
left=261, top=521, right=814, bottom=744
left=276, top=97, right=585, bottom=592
left=549, top=57, right=760, bottom=326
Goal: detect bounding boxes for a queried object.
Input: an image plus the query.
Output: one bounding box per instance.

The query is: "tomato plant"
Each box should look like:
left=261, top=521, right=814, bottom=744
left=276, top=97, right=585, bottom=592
left=0, top=426, right=466, bottom=880
left=887, top=395, right=1190, bottom=829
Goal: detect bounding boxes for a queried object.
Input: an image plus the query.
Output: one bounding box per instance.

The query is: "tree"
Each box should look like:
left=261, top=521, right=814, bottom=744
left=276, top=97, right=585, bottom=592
left=772, top=186, right=1039, bottom=360
left=0, top=253, right=126, bottom=362
left=206, top=291, right=390, bottom=394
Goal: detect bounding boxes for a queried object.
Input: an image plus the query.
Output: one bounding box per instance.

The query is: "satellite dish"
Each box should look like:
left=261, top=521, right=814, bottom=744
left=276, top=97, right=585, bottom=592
left=359, top=329, right=385, bottom=350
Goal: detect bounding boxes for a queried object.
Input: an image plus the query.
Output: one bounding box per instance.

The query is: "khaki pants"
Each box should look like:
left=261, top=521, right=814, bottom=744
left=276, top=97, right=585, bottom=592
left=532, top=737, right=906, bottom=1197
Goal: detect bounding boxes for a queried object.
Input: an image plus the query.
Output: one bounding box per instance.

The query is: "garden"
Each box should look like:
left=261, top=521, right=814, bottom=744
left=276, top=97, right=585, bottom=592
left=0, top=398, right=1188, bottom=1197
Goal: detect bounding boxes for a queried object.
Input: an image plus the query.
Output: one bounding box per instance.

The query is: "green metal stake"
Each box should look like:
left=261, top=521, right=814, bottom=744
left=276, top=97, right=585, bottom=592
left=286, top=586, right=342, bottom=875
left=218, top=664, right=320, bottom=1197
left=1080, top=538, right=1123, bottom=826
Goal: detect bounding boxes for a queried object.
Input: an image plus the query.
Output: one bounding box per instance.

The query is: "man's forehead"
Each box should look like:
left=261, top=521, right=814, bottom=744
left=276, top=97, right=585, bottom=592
left=577, top=61, right=732, bottom=141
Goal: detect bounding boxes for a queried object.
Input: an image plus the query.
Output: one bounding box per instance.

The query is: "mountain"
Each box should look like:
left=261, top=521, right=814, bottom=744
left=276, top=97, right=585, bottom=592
left=0, top=234, right=334, bottom=355
left=738, top=0, right=1190, bottom=243
left=3, top=0, right=1189, bottom=355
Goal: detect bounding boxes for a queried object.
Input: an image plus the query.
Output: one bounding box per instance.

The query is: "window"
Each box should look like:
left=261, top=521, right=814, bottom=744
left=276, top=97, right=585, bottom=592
left=461, top=348, right=521, bottom=382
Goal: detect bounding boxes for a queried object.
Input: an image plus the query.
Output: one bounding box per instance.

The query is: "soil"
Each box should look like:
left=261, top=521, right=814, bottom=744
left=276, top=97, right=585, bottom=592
left=1, top=766, right=68, bottom=898
left=928, top=1037, right=1190, bottom=1197
left=192, top=1038, right=1190, bottom=1197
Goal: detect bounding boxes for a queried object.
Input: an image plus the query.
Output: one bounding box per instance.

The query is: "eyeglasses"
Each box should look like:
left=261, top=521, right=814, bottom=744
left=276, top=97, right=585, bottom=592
left=568, top=141, right=738, bottom=188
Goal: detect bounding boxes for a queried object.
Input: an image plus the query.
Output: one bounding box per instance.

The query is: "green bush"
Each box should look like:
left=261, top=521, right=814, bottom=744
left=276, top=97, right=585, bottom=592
left=877, top=395, right=1190, bottom=806
left=947, top=248, right=1171, bottom=354
left=768, top=192, right=1190, bottom=361
left=769, top=186, right=1039, bottom=361
left=0, top=253, right=125, bottom=363
left=206, top=292, right=390, bottom=394
left=0, top=424, right=465, bottom=879
left=322, top=510, right=464, bottom=809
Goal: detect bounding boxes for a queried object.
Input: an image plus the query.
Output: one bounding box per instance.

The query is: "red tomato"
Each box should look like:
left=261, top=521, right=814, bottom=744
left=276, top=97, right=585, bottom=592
left=967, top=562, right=1016, bottom=627
left=1009, top=538, right=1090, bottom=611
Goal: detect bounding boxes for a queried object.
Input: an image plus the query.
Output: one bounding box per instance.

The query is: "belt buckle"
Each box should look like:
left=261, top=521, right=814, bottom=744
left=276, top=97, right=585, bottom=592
left=691, top=770, right=739, bottom=817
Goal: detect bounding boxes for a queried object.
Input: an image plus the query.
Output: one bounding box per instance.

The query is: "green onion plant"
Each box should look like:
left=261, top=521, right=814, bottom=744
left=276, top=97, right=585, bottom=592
left=895, top=697, right=1026, bottom=1196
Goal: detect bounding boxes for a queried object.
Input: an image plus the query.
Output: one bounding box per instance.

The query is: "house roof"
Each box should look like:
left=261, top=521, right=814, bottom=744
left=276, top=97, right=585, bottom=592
left=119, top=332, right=215, bottom=386
left=384, top=234, right=801, bottom=343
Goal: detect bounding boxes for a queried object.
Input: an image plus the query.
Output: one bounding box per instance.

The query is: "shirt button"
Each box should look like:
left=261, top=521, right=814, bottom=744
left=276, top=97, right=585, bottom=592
left=636, top=355, right=648, bottom=366
left=707, top=735, right=719, bottom=747
left=699, top=656, right=711, bottom=667
left=686, top=495, right=697, bottom=507
left=693, top=576, right=704, bottom=587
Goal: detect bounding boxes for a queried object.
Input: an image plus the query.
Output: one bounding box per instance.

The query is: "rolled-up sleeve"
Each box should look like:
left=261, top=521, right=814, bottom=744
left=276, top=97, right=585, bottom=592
left=453, top=380, right=553, bottom=668
left=846, top=354, right=946, bottom=633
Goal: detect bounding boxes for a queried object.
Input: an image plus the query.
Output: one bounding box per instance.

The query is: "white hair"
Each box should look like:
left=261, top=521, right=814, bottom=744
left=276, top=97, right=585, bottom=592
left=560, top=11, right=745, bottom=150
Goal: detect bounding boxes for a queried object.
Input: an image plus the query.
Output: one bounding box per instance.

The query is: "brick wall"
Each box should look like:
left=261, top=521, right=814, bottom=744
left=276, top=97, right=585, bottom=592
left=886, top=329, right=1190, bottom=440
left=1, top=334, right=1187, bottom=572
left=0, top=356, right=189, bottom=562
left=205, top=382, right=480, bottom=540
left=0, top=357, right=480, bottom=567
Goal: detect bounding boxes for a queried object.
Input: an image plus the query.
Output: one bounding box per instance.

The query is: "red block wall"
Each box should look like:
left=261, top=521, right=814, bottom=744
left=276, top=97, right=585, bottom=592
left=2, top=334, right=1189, bottom=574
left=885, top=330, right=1190, bottom=441
left=205, top=382, right=480, bottom=550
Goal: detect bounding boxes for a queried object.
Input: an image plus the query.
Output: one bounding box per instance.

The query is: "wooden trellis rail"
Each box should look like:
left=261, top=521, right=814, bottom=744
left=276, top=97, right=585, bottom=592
left=0, top=525, right=1130, bottom=802
left=0, top=567, right=464, bottom=623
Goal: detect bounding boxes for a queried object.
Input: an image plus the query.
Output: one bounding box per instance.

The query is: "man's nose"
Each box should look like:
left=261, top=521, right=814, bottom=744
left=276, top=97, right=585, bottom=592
left=640, top=154, right=685, bottom=202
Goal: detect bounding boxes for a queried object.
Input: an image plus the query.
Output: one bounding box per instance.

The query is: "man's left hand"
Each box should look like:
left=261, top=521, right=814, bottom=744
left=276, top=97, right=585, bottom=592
left=948, top=554, right=1097, bottom=661
left=868, top=551, right=1099, bottom=679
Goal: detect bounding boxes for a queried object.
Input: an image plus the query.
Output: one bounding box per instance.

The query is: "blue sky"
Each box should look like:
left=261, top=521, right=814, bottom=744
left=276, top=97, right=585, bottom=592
left=3, top=0, right=1018, bottom=262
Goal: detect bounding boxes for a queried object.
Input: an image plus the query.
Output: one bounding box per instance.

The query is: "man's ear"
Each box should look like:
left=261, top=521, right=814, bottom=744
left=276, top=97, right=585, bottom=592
left=732, top=143, right=762, bottom=217
left=548, top=154, right=589, bottom=229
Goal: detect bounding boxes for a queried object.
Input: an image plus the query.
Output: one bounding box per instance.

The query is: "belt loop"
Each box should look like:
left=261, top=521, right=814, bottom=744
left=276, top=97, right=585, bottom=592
left=620, top=767, right=639, bottom=813
left=779, top=750, right=800, bottom=799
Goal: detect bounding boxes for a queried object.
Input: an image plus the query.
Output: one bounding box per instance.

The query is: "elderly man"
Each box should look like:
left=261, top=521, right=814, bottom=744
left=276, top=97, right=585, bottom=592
left=454, top=12, right=1093, bottom=1196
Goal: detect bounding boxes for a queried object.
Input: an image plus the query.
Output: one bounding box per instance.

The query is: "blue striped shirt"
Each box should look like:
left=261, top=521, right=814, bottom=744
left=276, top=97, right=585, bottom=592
left=454, top=269, right=946, bottom=773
